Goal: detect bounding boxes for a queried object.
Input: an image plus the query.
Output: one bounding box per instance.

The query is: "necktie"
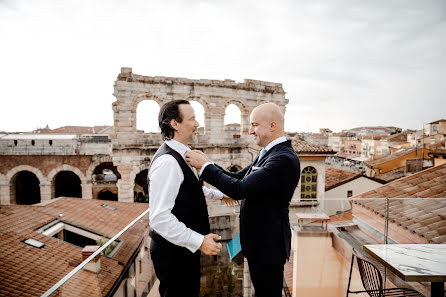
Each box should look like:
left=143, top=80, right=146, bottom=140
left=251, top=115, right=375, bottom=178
left=258, top=149, right=267, bottom=162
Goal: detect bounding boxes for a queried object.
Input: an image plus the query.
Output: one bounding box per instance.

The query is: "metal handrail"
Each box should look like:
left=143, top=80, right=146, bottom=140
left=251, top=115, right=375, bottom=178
left=41, top=207, right=150, bottom=297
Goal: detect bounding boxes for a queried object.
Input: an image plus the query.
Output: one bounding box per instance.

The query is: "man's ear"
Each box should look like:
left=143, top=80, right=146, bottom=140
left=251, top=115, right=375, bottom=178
left=170, top=119, right=178, bottom=131
left=270, top=120, right=277, bottom=131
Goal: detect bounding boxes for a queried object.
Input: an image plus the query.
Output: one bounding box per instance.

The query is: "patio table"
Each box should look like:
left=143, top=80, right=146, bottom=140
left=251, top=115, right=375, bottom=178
left=363, top=244, right=446, bottom=297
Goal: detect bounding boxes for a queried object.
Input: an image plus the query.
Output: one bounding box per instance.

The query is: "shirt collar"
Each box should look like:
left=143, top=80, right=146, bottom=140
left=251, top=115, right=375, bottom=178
left=264, top=136, right=287, bottom=152
left=165, top=139, right=190, bottom=160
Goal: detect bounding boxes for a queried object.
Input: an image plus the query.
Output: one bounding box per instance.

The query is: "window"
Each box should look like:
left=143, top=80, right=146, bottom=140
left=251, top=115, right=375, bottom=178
left=347, top=190, right=353, bottom=198
left=300, top=166, right=317, bottom=199
left=31, top=140, right=35, bottom=146
left=36, top=220, right=121, bottom=257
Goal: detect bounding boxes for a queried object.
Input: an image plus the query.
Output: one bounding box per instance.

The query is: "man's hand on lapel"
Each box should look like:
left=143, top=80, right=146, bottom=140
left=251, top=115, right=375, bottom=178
left=185, top=150, right=210, bottom=171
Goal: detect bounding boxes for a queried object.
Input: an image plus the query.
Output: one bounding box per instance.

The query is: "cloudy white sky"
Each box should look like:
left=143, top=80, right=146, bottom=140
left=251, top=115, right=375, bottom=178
left=1, top=0, right=445, bottom=133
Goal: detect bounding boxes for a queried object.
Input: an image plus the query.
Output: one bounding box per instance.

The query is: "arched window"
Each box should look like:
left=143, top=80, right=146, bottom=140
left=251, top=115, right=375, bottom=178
left=54, top=171, right=82, bottom=198
left=12, top=171, right=41, bottom=205
left=136, top=100, right=160, bottom=133
left=134, top=169, right=149, bottom=203
left=189, top=101, right=205, bottom=135
left=227, top=164, right=242, bottom=173
left=301, top=166, right=317, bottom=199
left=98, top=190, right=118, bottom=201
left=224, top=104, right=241, bottom=134
left=93, top=162, right=121, bottom=182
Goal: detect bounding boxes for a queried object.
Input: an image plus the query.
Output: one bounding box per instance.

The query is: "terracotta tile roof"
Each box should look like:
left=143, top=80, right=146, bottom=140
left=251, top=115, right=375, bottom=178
left=365, top=148, right=416, bottom=167
left=0, top=198, right=149, bottom=297
left=375, top=167, right=406, bottom=182
left=291, top=139, right=336, bottom=155
left=383, top=133, right=407, bottom=142
left=328, top=210, right=354, bottom=223
left=325, top=167, right=361, bottom=191
left=353, top=163, right=446, bottom=244
left=427, top=140, right=446, bottom=153
left=359, top=135, right=386, bottom=140
left=33, top=126, right=112, bottom=135
left=356, top=163, right=446, bottom=199
left=427, top=119, right=446, bottom=125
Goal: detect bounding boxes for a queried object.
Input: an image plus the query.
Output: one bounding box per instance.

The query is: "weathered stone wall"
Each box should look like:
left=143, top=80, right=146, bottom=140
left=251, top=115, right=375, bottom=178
left=0, top=135, right=111, bottom=155
left=0, top=68, right=289, bottom=206
left=0, top=155, right=95, bottom=204
left=111, top=67, right=289, bottom=202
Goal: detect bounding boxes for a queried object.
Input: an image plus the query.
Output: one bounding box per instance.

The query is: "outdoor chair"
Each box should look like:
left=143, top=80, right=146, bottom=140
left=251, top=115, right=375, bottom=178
left=346, top=248, right=425, bottom=297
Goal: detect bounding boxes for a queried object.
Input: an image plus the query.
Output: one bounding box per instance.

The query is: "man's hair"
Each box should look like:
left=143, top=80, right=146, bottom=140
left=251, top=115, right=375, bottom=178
left=158, top=100, right=190, bottom=140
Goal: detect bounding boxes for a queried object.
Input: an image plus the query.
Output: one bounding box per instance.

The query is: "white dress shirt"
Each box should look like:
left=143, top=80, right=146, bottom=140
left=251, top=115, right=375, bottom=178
left=200, top=136, right=288, bottom=175
left=148, top=139, right=223, bottom=253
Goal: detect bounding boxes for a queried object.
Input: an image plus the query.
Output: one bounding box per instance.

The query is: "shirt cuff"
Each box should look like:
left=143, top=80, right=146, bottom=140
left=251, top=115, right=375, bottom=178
left=199, top=162, right=213, bottom=175
left=216, top=190, right=224, bottom=199
left=187, top=231, right=205, bottom=253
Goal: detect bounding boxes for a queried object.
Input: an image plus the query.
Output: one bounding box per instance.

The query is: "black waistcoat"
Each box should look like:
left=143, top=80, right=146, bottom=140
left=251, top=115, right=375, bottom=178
left=150, top=143, right=210, bottom=236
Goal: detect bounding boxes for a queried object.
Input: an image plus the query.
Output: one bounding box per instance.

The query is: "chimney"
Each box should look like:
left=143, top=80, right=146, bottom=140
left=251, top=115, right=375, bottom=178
left=82, top=245, right=101, bottom=273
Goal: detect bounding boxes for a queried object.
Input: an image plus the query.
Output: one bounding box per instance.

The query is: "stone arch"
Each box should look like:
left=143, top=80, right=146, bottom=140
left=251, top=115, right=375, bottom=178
left=130, top=165, right=150, bottom=203
left=184, top=95, right=211, bottom=114
left=131, top=94, right=165, bottom=114
left=6, top=165, right=46, bottom=205
left=224, top=100, right=250, bottom=135
left=48, top=165, right=87, bottom=184
left=227, top=164, right=242, bottom=173
left=48, top=165, right=88, bottom=199
left=6, top=165, right=46, bottom=185
left=223, top=99, right=248, bottom=114
left=97, top=189, right=118, bottom=201
left=86, top=155, right=115, bottom=180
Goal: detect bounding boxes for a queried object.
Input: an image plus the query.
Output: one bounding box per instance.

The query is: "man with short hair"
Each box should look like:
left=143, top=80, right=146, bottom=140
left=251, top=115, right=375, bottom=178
left=148, top=100, right=235, bottom=296
left=186, top=102, right=300, bottom=297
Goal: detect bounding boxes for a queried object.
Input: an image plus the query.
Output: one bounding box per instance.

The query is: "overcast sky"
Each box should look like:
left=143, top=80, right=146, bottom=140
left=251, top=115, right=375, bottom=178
left=1, top=0, right=445, bottom=133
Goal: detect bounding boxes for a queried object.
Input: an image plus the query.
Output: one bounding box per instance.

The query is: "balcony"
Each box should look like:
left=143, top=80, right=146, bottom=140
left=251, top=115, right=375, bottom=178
left=0, top=197, right=445, bottom=297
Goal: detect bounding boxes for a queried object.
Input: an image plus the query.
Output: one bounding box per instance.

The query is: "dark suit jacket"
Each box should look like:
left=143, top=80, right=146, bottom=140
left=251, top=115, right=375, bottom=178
left=201, top=140, right=300, bottom=265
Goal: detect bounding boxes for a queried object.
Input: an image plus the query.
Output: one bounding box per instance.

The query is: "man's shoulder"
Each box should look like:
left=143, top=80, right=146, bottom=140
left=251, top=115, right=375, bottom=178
left=150, top=154, right=178, bottom=172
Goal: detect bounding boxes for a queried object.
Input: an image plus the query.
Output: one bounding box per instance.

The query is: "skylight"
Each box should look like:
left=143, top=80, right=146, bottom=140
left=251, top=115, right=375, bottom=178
left=23, top=238, right=45, bottom=248
left=102, top=204, right=116, bottom=211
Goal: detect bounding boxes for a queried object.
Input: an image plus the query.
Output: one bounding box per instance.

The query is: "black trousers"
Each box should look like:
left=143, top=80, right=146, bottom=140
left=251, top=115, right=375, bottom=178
left=249, top=262, right=284, bottom=297
left=150, top=239, right=201, bottom=297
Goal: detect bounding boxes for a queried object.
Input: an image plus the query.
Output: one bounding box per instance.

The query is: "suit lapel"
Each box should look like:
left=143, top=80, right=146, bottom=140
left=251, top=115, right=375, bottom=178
left=255, top=140, right=291, bottom=167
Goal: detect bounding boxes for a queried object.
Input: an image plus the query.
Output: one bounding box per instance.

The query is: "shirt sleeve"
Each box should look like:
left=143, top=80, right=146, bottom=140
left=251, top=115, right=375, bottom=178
left=202, top=186, right=223, bottom=200
left=148, top=155, right=204, bottom=252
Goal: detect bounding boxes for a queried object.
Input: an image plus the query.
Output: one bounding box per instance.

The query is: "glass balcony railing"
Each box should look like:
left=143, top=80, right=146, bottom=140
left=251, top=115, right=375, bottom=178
left=1, top=197, right=444, bottom=297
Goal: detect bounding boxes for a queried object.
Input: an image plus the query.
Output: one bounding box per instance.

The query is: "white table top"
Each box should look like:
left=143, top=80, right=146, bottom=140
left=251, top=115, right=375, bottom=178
left=363, top=244, right=446, bottom=282
left=296, top=213, right=330, bottom=220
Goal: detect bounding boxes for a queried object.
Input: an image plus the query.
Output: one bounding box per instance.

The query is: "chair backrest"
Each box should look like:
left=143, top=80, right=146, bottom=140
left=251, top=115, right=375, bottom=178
left=352, top=248, right=383, bottom=296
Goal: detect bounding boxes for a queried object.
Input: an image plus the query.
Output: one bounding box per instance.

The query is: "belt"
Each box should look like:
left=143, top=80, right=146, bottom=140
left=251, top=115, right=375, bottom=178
left=149, top=228, right=173, bottom=246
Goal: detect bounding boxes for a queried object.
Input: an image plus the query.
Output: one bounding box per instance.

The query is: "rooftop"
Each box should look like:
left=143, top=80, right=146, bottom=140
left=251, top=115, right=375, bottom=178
left=325, top=167, right=361, bottom=191
left=0, top=198, right=149, bottom=297
left=365, top=148, right=416, bottom=167
left=291, top=139, right=336, bottom=155
left=32, top=126, right=112, bottom=135
left=356, top=163, right=446, bottom=199
left=353, top=164, right=446, bottom=244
